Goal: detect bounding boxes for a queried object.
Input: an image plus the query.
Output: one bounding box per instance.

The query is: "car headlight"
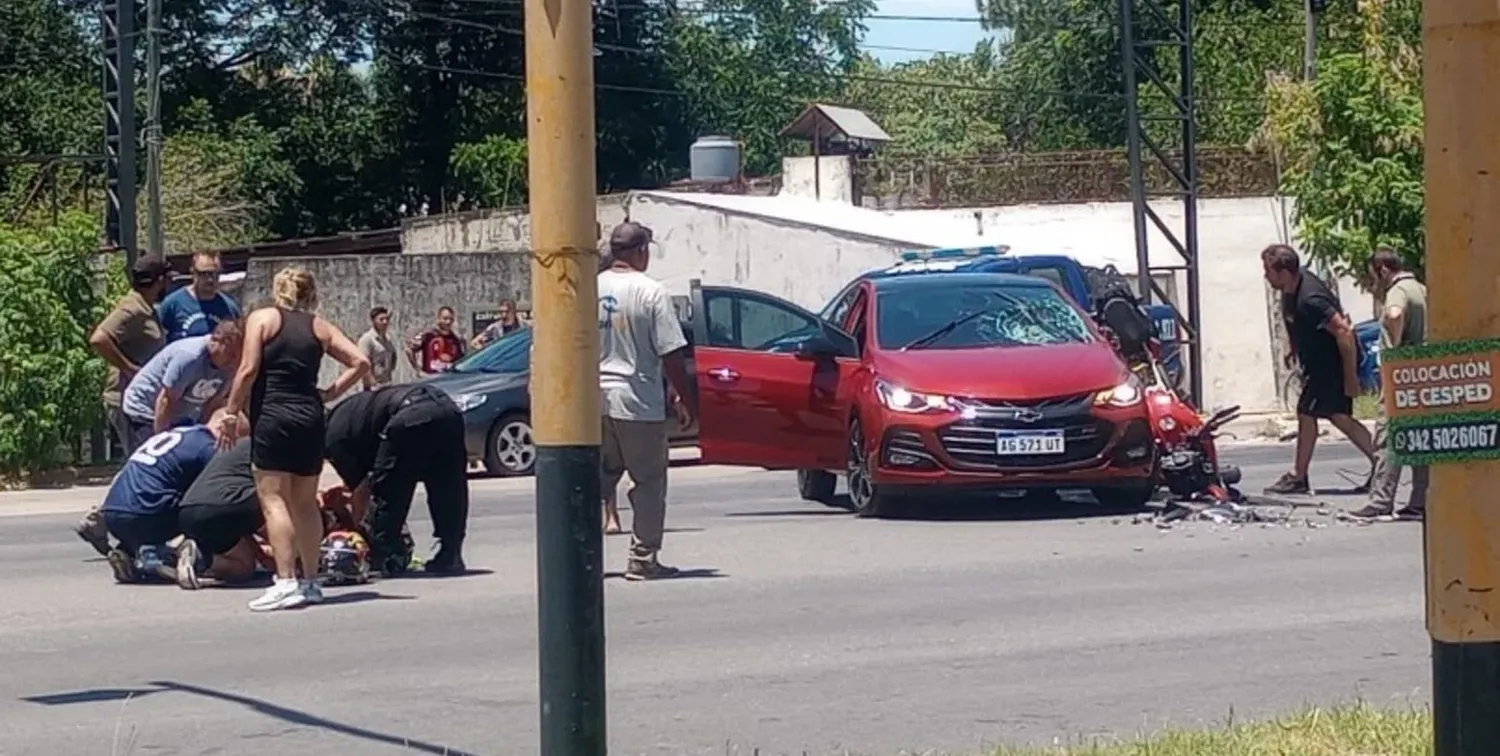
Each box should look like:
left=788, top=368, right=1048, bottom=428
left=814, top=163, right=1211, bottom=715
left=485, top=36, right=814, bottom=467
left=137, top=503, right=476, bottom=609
left=874, top=378, right=956, bottom=414
left=453, top=393, right=487, bottom=413
left=1094, top=379, right=1143, bottom=407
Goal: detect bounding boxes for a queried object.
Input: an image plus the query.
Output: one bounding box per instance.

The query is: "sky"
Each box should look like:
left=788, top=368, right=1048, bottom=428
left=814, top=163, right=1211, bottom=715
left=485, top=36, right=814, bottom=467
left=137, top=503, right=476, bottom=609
left=861, top=0, right=997, bottom=64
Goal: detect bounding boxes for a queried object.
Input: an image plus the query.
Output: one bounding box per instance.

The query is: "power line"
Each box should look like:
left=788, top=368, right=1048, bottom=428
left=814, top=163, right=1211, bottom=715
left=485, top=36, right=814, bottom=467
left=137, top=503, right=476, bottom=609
left=414, top=0, right=1313, bottom=29
left=415, top=60, right=1270, bottom=120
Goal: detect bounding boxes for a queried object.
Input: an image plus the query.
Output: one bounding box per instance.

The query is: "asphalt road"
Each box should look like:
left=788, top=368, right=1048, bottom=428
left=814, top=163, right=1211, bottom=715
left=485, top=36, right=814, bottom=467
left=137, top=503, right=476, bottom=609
left=0, top=443, right=1428, bottom=756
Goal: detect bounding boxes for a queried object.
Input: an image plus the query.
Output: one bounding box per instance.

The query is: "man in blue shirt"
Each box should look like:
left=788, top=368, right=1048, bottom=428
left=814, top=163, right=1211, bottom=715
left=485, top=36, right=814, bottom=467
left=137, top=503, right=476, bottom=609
left=119, top=321, right=242, bottom=450
left=99, top=412, right=242, bottom=583
left=157, top=251, right=242, bottom=342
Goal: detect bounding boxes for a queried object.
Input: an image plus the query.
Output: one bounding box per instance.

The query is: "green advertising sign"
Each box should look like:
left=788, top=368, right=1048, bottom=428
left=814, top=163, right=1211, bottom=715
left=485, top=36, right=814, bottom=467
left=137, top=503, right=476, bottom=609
left=1382, top=338, right=1500, bottom=465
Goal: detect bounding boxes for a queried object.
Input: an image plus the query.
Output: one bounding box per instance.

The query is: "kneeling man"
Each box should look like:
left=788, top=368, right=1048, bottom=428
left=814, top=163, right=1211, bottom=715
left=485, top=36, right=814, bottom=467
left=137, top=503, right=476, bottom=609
left=173, top=436, right=267, bottom=589
left=99, top=410, right=241, bottom=583
left=324, top=384, right=470, bottom=576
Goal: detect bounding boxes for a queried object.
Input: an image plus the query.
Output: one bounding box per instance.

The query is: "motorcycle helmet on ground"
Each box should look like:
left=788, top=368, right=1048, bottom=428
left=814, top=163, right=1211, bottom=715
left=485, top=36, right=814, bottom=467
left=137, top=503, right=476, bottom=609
left=319, top=530, right=371, bottom=585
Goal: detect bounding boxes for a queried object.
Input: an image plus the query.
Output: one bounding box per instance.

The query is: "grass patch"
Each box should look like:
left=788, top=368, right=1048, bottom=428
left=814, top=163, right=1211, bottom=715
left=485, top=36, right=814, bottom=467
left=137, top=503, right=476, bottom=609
left=1354, top=394, right=1381, bottom=420
left=986, top=704, right=1430, bottom=756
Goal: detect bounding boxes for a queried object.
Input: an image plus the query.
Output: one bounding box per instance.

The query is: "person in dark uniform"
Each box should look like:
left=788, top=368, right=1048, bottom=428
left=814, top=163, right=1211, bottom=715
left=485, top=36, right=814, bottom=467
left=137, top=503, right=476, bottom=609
left=173, top=437, right=269, bottom=590
left=323, top=383, right=470, bottom=576
left=1261, top=244, right=1377, bottom=494
left=220, top=267, right=369, bottom=612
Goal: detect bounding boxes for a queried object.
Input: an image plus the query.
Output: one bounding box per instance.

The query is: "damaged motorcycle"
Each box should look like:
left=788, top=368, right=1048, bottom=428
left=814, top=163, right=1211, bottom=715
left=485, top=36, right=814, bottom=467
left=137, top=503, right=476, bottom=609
left=1093, top=277, right=1244, bottom=505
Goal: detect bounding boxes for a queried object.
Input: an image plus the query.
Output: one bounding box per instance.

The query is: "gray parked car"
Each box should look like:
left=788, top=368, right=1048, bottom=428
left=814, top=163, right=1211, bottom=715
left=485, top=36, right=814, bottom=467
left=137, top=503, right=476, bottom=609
left=420, top=326, right=697, bottom=476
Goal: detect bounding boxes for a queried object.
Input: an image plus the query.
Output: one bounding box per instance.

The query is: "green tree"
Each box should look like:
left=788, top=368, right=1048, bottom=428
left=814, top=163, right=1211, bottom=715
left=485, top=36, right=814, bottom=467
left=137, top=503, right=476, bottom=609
left=0, top=214, right=117, bottom=475
left=843, top=46, right=1009, bottom=157
left=0, top=0, right=98, bottom=221
left=666, top=0, right=876, bottom=175
left=450, top=135, right=528, bottom=209
left=152, top=99, right=300, bottom=253
left=1257, top=0, right=1424, bottom=279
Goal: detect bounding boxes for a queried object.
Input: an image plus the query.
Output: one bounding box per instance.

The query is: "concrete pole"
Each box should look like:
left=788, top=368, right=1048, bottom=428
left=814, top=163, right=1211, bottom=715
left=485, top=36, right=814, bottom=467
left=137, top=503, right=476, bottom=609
left=523, top=0, right=605, bottom=752
left=1423, top=0, right=1500, bottom=750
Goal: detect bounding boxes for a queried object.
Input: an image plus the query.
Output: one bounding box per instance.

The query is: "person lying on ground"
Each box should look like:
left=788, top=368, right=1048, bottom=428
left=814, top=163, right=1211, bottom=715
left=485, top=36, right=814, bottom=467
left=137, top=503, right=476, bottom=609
left=173, top=436, right=269, bottom=590
left=323, top=383, right=470, bottom=576
left=100, top=409, right=247, bottom=584
left=175, top=436, right=401, bottom=590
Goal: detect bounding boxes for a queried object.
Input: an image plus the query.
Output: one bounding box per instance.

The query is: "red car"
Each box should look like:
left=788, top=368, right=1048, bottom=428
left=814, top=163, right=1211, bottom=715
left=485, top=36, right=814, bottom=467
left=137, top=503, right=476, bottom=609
left=686, top=272, right=1158, bottom=517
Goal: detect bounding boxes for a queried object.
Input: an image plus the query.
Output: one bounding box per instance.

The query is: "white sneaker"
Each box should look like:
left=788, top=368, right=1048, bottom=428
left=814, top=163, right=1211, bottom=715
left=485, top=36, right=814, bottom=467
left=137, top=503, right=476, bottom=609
left=176, top=539, right=203, bottom=590
left=299, top=579, right=325, bottom=604
left=249, top=578, right=307, bottom=612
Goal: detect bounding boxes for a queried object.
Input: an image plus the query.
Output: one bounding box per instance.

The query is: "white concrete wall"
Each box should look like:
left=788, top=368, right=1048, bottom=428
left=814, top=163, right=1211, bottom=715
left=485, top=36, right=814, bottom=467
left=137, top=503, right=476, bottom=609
left=780, top=156, right=855, bottom=203
left=401, top=195, right=630, bottom=254
left=624, top=192, right=903, bottom=307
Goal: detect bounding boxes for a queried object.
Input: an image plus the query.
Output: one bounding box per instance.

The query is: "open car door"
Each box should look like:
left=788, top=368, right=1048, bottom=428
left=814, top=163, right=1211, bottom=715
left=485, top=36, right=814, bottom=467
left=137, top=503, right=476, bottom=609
left=688, top=280, right=859, bottom=470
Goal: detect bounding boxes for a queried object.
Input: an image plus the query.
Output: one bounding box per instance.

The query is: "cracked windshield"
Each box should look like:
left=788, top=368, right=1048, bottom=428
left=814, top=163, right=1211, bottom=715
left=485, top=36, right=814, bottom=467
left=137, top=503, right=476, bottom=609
left=878, top=283, right=1094, bottom=350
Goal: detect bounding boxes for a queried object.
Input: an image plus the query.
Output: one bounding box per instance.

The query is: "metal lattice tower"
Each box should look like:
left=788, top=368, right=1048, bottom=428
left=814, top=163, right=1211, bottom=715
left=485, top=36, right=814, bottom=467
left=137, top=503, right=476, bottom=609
left=1118, top=0, right=1203, bottom=403
left=102, top=0, right=138, bottom=264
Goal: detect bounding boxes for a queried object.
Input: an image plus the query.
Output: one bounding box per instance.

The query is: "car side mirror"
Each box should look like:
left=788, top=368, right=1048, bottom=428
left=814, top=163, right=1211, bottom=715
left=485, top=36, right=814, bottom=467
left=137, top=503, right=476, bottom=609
left=796, top=333, right=840, bottom=359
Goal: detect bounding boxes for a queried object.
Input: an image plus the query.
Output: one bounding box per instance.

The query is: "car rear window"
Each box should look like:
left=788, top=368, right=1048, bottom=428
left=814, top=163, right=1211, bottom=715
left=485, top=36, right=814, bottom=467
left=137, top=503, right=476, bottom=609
left=876, top=283, right=1094, bottom=351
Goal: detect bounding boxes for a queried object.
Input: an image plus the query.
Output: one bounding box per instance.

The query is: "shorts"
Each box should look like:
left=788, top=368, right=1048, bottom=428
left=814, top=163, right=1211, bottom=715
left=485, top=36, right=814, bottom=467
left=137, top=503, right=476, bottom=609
left=250, top=406, right=326, bottom=476
left=103, top=509, right=178, bottom=553
left=179, top=501, right=264, bottom=555
left=1297, top=377, right=1354, bottom=419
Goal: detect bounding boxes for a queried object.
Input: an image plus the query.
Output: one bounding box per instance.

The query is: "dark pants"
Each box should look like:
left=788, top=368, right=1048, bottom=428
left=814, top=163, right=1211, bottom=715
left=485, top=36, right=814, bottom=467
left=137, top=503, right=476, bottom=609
left=124, top=414, right=157, bottom=455
left=365, top=389, right=470, bottom=564
left=103, top=509, right=178, bottom=556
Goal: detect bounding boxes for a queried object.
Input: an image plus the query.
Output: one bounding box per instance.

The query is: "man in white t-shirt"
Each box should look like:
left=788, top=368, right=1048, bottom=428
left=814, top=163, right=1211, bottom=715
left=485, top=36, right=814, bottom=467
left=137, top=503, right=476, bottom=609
left=598, top=222, right=695, bottom=580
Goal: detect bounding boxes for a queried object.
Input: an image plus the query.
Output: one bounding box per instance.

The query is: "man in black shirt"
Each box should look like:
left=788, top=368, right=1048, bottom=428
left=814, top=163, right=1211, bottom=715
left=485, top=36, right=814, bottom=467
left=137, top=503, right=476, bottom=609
left=173, top=437, right=267, bottom=589
left=324, top=384, right=470, bottom=575
left=1261, top=244, right=1377, bottom=494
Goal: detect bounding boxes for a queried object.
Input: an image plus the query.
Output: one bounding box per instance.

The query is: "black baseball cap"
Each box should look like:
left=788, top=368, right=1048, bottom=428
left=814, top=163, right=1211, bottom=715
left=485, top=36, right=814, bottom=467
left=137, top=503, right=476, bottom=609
left=130, top=254, right=170, bottom=286
left=608, top=222, right=653, bottom=254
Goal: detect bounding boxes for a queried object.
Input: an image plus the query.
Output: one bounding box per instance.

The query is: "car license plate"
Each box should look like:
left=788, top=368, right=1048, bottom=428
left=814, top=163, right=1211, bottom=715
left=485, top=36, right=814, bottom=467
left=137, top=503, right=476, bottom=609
left=996, top=431, right=1065, bottom=455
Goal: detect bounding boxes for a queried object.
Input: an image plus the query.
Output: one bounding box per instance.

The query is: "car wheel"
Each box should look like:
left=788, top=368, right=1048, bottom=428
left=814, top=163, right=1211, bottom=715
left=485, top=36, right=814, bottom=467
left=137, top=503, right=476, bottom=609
left=485, top=413, right=536, bottom=476
left=1092, top=484, right=1156, bottom=512
left=796, top=469, right=838, bottom=506
left=847, top=418, right=900, bottom=518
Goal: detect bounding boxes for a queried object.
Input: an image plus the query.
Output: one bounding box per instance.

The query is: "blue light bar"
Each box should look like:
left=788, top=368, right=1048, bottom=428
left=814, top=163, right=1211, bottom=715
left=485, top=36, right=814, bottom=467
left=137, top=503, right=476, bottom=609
left=898, top=245, right=1010, bottom=262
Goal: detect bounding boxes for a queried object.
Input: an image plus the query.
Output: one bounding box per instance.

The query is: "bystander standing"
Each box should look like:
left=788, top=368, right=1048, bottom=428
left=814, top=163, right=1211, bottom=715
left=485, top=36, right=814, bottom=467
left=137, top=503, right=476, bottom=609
left=1347, top=247, right=1428, bottom=521
left=358, top=306, right=398, bottom=389
left=598, top=222, right=696, bottom=580
left=157, top=251, right=242, bottom=341
left=1261, top=244, right=1378, bottom=495
left=76, top=255, right=173, bottom=554
left=407, top=306, right=466, bottom=375
left=470, top=299, right=527, bottom=350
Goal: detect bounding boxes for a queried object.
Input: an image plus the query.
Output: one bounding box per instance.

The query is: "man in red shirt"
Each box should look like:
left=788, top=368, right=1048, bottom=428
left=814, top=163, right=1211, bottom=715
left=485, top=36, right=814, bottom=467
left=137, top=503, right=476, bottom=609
left=406, top=306, right=467, bottom=375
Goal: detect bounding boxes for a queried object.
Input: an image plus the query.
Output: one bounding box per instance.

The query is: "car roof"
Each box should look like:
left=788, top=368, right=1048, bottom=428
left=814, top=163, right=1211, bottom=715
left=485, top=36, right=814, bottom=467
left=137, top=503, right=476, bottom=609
left=866, top=270, right=1056, bottom=293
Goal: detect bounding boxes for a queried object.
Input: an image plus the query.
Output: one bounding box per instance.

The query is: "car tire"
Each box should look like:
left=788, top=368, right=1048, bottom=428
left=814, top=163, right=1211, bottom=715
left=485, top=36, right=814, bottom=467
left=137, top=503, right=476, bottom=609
left=846, top=418, right=901, bottom=518
left=1092, top=484, right=1156, bottom=512
left=796, top=469, right=838, bottom=506
left=485, top=413, right=537, bottom=477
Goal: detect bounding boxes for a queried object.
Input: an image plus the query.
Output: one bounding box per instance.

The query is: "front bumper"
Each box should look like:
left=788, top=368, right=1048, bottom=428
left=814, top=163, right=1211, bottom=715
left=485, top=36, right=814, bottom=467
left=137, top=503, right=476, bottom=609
left=869, top=397, right=1156, bottom=492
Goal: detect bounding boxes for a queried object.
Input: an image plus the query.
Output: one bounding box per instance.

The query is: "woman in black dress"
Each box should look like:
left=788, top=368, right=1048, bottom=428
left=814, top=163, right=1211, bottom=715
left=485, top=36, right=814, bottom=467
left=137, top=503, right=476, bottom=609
left=220, top=267, right=368, bottom=612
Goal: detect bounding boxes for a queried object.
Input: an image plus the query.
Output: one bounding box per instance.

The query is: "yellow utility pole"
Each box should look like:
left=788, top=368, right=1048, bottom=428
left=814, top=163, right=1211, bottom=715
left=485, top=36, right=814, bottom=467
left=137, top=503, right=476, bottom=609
left=1392, top=0, right=1500, bottom=750
left=523, top=0, right=605, bottom=751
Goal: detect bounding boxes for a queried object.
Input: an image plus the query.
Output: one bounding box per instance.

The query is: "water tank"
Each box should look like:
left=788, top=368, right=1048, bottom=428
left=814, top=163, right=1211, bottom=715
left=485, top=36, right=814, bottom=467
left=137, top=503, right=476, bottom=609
left=689, top=135, right=741, bottom=183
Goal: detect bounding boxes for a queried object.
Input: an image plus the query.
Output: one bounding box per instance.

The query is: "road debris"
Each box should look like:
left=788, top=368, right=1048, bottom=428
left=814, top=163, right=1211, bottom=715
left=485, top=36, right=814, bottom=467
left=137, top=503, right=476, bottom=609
left=1136, top=494, right=1337, bottom=530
